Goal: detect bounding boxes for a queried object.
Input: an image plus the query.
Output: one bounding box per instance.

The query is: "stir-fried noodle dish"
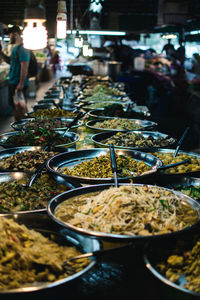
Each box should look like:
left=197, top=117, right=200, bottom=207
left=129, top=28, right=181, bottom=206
left=55, top=185, right=198, bottom=236
left=0, top=217, right=90, bottom=290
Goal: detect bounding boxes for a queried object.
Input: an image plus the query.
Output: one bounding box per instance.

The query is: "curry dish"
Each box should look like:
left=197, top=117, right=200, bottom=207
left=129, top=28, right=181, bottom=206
left=0, top=217, right=89, bottom=290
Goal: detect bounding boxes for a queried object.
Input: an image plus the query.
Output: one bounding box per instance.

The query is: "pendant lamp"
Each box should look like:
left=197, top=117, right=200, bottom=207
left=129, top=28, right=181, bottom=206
left=23, top=5, right=47, bottom=50
left=57, top=1, right=67, bottom=39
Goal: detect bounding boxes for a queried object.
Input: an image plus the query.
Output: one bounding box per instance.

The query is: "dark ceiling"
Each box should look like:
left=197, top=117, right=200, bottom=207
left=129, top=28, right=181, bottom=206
left=0, top=0, right=200, bottom=37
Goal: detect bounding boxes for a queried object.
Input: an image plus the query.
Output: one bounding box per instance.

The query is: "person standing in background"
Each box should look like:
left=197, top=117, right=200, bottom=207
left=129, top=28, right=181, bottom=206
left=176, top=39, right=186, bottom=66
left=0, top=25, right=30, bottom=114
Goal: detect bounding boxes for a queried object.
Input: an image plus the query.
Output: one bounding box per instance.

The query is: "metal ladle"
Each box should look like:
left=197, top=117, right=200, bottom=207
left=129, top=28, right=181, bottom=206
left=174, top=126, right=190, bottom=157
left=109, top=143, right=119, bottom=187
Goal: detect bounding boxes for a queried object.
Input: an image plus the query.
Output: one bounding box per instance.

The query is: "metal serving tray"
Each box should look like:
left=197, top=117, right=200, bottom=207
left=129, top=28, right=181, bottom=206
left=144, top=233, right=200, bottom=297
left=47, top=183, right=200, bottom=243
left=0, top=213, right=100, bottom=294
left=0, top=131, right=80, bottom=150
left=46, top=148, right=162, bottom=184
left=148, top=148, right=200, bottom=178
left=0, top=172, right=75, bottom=214
left=91, top=130, right=176, bottom=151
left=10, top=118, right=83, bottom=131
left=86, top=119, right=157, bottom=132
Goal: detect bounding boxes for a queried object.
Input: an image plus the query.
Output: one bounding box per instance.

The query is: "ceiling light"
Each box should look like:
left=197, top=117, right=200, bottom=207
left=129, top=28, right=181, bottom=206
left=67, top=30, right=126, bottom=36
left=23, top=5, right=48, bottom=50
left=161, top=33, right=177, bottom=39
left=57, top=1, right=67, bottom=39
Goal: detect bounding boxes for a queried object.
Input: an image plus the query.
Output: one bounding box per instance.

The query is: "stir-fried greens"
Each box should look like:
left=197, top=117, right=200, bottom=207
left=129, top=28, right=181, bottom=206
left=102, top=131, right=173, bottom=148
left=0, top=150, right=58, bottom=172
left=61, top=152, right=151, bottom=178
left=2, top=130, right=72, bottom=147
left=0, top=173, right=68, bottom=212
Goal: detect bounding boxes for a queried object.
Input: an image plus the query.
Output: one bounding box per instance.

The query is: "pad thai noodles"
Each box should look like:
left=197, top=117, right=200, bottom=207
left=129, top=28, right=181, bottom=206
left=55, top=185, right=198, bottom=236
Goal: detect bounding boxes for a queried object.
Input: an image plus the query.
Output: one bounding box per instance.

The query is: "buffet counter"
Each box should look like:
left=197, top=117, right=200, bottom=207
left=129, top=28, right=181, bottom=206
left=0, top=75, right=199, bottom=300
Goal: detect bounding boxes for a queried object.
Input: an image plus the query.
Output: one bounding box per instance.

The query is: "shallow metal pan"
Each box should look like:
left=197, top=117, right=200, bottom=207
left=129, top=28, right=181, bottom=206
left=0, top=131, right=80, bottom=150
left=0, top=146, right=71, bottom=173
left=0, top=172, right=75, bottom=214
left=144, top=233, right=200, bottom=297
left=47, top=183, right=200, bottom=243
left=91, top=130, right=176, bottom=151
left=10, top=118, right=83, bottom=131
left=148, top=148, right=200, bottom=178
left=86, top=119, right=157, bottom=132
left=88, top=108, right=148, bottom=120
left=77, top=101, right=127, bottom=111
left=0, top=213, right=100, bottom=294
left=46, top=148, right=162, bottom=184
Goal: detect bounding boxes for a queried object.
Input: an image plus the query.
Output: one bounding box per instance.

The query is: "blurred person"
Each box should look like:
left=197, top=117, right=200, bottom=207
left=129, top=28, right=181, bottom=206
left=192, top=53, right=200, bottom=75
left=0, top=25, right=30, bottom=113
left=50, top=51, right=61, bottom=75
left=176, top=39, right=185, bottom=66
left=162, top=39, right=176, bottom=60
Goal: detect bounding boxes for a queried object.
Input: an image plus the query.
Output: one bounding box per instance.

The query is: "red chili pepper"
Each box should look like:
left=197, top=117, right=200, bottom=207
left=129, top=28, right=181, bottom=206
left=39, top=137, right=46, bottom=142
left=10, top=234, right=18, bottom=243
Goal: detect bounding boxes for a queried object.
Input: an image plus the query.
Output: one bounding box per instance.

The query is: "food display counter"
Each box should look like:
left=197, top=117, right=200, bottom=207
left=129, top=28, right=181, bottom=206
left=0, top=74, right=200, bottom=300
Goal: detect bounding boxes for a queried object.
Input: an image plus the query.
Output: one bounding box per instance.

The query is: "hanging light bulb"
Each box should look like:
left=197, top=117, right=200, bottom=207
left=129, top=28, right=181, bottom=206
left=57, top=1, right=67, bottom=39
left=74, top=31, right=83, bottom=47
left=82, top=40, right=89, bottom=56
left=23, top=5, right=48, bottom=50
left=88, top=47, right=93, bottom=57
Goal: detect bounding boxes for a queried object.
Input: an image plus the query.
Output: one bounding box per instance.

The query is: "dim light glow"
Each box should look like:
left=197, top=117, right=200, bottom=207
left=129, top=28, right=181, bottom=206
left=67, top=30, right=126, bottom=36
left=23, top=20, right=47, bottom=50
left=161, top=33, right=177, bottom=39
left=57, top=19, right=67, bottom=39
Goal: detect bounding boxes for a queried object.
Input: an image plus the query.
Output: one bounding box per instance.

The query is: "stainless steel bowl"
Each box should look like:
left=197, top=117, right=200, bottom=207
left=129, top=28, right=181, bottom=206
left=91, top=130, right=176, bottom=151
left=47, top=183, right=200, bottom=243
left=148, top=148, right=200, bottom=178
left=10, top=118, right=83, bottom=132
left=144, top=233, right=200, bottom=297
left=46, top=148, right=162, bottom=184
left=0, top=172, right=75, bottom=214
left=0, top=131, right=80, bottom=150
left=0, top=213, right=100, bottom=293
left=85, top=119, right=157, bottom=132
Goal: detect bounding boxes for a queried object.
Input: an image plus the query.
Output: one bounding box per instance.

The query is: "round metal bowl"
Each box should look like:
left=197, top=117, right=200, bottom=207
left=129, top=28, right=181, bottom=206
left=88, top=109, right=148, bottom=120
left=0, top=131, right=80, bottom=150
left=47, top=183, right=200, bottom=243
left=46, top=148, right=162, bottom=185
left=91, top=130, right=176, bottom=151
left=26, top=108, right=78, bottom=119
left=44, top=92, right=60, bottom=99
left=0, top=146, right=71, bottom=172
left=144, top=233, right=200, bottom=297
left=10, top=118, right=83, bottom=132
left=79, top=101, right=128, bottom=111
left=85, top=119, right=157, bottom=132
left=37, top=99, right=61, bottom=106
left=0, top=213, right=100, bottom=294
left=32, top=103, right=54, bottom=111
left=148, top=148, right=200, bottom=178
left=0, top=172, right=75, bottom=214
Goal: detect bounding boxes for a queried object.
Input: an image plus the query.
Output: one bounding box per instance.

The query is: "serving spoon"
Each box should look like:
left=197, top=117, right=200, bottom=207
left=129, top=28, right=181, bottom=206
left=109, top=143, right=119, bottom=187
left=23, top=112, right=86, bottom=188
left=62, top=243, right=132, bottom=272
left=140, top=158, right=190, bottom=176
left=174, top=126, right=190, bottom=157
